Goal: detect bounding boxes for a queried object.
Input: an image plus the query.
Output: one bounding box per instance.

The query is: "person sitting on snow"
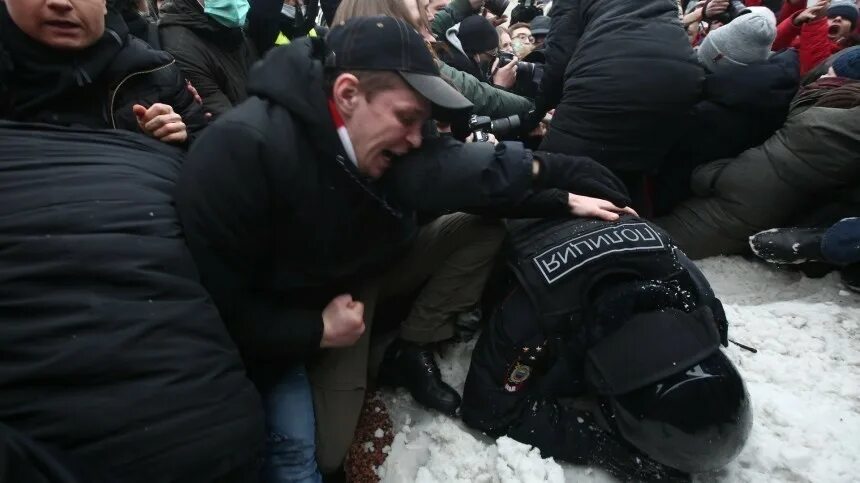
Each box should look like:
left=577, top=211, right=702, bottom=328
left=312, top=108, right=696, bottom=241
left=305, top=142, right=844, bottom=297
left=461, top=216, right=752, bottom=481
left=772, top=0, right=859, bottom=75
left=654, top=7, right=801, bottom=215
left=655, top=47, right=860, bottom=259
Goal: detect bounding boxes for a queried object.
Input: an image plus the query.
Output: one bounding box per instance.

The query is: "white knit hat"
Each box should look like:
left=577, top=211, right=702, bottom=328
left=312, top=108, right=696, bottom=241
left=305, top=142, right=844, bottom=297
left=697, top=7, right=778, bottom=73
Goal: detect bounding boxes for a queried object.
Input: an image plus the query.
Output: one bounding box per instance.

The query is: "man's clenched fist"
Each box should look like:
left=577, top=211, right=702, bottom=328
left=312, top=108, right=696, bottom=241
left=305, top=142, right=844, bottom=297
left=320, top=294, right=366, bottom=348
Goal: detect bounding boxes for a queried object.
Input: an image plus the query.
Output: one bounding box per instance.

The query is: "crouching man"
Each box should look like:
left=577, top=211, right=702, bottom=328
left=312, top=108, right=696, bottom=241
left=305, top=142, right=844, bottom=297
left=461, top=217, right=752, bottom=481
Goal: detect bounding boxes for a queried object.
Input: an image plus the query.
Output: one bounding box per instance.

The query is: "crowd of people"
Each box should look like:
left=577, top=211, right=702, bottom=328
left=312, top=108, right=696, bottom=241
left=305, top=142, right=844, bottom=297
left=0, top=0, right=858, bottom=482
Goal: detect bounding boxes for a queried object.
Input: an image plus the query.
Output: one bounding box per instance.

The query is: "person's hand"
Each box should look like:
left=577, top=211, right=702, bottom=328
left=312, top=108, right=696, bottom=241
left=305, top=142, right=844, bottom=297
left=531, top=123, right=547, bottom=138
left=186, top=81, right=213, bottom=120
left=320, top=294, right=365, bottom=348
left=489, top=14, right=508, bottom=26
left=794, top=0, right=829, bottom=25
left=491, top=57, right=518, bottom=89
left=704, top=0, right=729, bottom=18
left=132, top=103, right=187, bottom=144
left=568, top=194, right=638, bottom=221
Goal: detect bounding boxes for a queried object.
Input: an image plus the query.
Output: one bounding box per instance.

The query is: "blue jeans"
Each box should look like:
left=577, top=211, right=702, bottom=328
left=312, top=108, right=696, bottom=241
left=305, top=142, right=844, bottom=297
left=257, top=367, right=322, bottom=483
left=822, top=218, right=860, bottom=266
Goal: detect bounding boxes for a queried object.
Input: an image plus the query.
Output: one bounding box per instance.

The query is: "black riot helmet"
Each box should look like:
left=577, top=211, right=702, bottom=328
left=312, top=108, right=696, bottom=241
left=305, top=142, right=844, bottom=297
left=606, top=350, right=752, bottom=473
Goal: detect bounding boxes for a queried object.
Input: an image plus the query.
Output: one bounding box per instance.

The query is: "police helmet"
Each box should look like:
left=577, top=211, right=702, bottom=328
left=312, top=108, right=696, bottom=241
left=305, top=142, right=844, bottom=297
left=606, top=350, right=752, bottom=473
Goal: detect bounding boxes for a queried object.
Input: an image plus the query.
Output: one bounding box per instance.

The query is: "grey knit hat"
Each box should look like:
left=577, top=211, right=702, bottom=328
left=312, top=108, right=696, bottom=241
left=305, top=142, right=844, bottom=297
left=697, top=7, right=777, bottom=73
left=828, top=0, right=858, bottom=29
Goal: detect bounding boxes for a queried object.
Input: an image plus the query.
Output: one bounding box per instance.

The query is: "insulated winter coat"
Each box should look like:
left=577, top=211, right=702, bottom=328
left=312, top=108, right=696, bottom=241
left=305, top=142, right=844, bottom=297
left=438, top=60, right=535, bottom=118
left=175, top=37, right=555, bottom=365
left=655, top=83, right=860, bottom=259
left=654, top=49, right=801, bottom=215
left=431, top=0, right=475, bottom=39
left=159, top=0, right=258, bottom=118
left=0, top=7, right=206, bottom=138
left=0, top=122, right=264, bottom=482
left=462, top=216, right=727, bottom=479
left=534, top=0, right=703, bottom=175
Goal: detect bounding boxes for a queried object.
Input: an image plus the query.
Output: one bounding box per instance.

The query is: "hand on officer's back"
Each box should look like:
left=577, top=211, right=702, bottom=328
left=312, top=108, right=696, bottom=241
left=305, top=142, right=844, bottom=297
left=320, top=294, right=366, bottom=348
left=568, top=194, right=638, bottom=221
left=132, top=103, right=188, bottom=144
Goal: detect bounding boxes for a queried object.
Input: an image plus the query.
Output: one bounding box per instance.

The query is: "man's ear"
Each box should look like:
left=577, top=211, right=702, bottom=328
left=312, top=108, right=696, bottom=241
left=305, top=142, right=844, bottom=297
left=102, top=0, right=108, bottom=15
left=332, top=73, right=362, bottom=120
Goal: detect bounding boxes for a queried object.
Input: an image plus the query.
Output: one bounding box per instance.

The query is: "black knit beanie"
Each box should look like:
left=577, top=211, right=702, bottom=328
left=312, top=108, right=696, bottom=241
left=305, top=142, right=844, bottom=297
left=457, top=15, right=499, bottom=55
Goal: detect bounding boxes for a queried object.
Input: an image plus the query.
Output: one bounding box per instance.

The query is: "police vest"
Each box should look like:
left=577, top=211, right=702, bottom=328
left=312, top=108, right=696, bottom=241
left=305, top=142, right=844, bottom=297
left=505, top=216, right=727, bottom=395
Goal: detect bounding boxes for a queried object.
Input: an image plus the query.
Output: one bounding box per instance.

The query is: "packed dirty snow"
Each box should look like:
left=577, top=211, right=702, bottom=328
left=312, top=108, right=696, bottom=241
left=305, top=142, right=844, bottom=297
left=378, top=257, right=860, bottom=483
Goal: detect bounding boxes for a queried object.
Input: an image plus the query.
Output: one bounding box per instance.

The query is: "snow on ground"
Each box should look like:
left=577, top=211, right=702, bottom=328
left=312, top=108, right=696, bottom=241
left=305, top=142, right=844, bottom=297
left=377, top=257, right=860, bottom=483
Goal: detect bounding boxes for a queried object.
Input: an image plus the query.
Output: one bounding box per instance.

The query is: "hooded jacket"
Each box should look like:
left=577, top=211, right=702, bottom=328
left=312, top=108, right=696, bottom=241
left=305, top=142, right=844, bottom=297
left=159, top=0, right=258, bottom=118
left=439, top=23, right=486, bottom=82
left=0, top=6, right=205, bottom=138
left=0, top=122, right=264, bottom=482
left=176, top=37, right=623, bottom=365
left=533, top=0, right=704, bottom=175
left=656, top=81, right=860, bottom=258
left=654, top=49, right=801, bottom=215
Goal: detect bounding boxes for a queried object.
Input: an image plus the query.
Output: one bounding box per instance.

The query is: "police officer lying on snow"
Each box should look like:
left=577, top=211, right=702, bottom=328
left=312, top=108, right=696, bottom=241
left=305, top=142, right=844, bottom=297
left=461, top=216, right=753, bottom=481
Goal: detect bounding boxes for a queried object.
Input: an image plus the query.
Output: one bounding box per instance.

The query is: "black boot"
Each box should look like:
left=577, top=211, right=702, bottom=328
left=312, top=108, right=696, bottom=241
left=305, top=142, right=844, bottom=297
left=378, top=339, right=461, bottom=414
left=749, top=227, right=826, bottom=265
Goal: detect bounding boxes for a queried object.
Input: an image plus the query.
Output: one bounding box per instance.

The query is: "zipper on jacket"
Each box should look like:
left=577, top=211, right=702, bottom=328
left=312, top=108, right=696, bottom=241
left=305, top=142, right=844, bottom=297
left=109, top=60, right=176, bottom=129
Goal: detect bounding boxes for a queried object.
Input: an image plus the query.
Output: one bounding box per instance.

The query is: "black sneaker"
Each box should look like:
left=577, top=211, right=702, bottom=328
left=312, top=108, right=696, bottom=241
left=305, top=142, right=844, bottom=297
left=378, top=339, right=461, bottom=414
left=749, top=227, right=826, bottom=265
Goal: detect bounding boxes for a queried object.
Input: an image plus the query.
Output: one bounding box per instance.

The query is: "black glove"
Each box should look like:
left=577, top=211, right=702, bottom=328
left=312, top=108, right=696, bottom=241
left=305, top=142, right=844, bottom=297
left=532, top=151, right=632, bottom=208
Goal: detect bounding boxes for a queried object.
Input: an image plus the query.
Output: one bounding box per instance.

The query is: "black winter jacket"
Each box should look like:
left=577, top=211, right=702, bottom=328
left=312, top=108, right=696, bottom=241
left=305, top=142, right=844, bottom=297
left=176, top=38, right=622, bottom=365
left=0, top=7, right=206, bottom=138
left=159, top=0, right=258, bottom=118
left=534, top=0, right=703, bottom=175
left=0, top=122, right=264, bottom=482
left=654, top=49, right=801, bottom=215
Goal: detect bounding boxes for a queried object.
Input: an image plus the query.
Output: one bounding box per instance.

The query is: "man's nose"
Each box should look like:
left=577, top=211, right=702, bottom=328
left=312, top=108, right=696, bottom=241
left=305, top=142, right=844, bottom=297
left=46, top=0, right=74, bottom=12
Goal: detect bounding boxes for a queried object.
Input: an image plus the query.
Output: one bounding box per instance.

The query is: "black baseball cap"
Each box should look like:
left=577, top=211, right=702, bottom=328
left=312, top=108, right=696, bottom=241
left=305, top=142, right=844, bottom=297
left=326, top=16, right=473, bottom=118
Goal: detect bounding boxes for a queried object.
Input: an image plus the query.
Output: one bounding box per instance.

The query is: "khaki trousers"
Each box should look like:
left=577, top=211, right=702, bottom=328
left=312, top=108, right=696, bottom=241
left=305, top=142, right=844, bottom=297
left=307, top=213, right=505, bottom=474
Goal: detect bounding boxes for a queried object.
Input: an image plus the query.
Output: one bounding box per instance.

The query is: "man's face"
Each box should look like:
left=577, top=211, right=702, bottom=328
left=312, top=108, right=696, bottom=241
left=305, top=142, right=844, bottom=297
left=5, top=0, right=107, bottom=50
left=511, top=27, right=533, bottom=45
left=533, top=34, right=546, bottom=48
left=340, top=77, right=431, bottom=179
left=828, top=15, right=853, bottom=40
left=499, top=31, right=513, bottom=54
left=426, top=0, right=448, bottom=22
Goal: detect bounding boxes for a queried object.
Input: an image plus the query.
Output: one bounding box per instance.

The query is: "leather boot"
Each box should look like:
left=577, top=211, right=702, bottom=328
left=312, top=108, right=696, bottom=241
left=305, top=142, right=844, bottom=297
left=378, top=339, right=461, bottom=414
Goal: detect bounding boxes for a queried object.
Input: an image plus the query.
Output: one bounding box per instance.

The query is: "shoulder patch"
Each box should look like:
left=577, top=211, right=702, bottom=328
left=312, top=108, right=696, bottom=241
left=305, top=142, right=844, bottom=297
left=533, top=223, right=666, bottom=285
left=504, top=361, right=533, bottom=393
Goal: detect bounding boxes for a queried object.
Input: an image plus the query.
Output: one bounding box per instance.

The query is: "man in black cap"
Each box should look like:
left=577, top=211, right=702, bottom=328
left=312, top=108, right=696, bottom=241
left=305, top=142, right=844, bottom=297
left=177, top=15, right=635, bottom=479
left=529, top=14, right=550, bottom=48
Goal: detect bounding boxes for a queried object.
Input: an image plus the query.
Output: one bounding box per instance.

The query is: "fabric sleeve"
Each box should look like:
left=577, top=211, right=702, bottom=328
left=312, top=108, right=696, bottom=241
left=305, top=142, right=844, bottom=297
left=165, top=63, right=208, bottom=140
left=176, top=119, right=324, bottom=363
left=798, top=18, right=832, bottom=75
left=772, top=13, right=802, bottom=51
left=431, top=0, right=475, bottom=38
left=439, top=61, right=535, bottom=118
left=164, top=36, right=235, bottom=118
left=532, top=0, right=582, bottom=121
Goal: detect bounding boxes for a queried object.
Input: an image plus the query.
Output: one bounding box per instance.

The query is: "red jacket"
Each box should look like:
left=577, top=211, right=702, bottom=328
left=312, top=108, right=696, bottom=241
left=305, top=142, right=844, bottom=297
left=772, top=2, right=845, bottom=74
